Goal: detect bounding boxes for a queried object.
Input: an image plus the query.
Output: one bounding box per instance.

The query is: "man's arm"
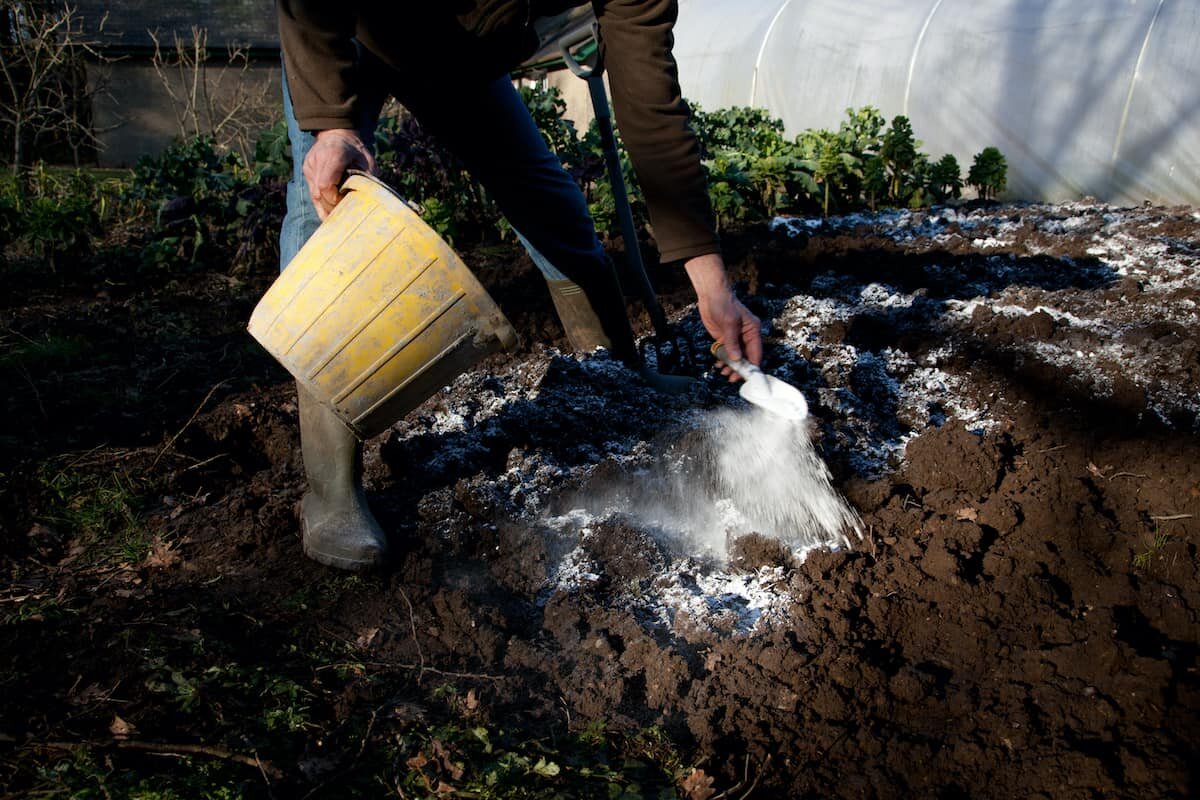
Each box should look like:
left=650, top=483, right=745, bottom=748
left=593, top=0, right=762, bottom=368
left=277, top=1, right=374, bottom=220
left=277, top=0, right=359, bottom=130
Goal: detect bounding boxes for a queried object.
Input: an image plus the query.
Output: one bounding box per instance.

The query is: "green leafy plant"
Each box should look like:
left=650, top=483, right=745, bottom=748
left=0, top=190, right=19, bottom=249
left=0, top=165, right=105, bottom=271
left=252, top=119, right=292, bottom=180
left=130, top=135, right=241, bottom=204
left=862, top=154, right=888, bottom=211
left=704, top=152, right=753, bottom=230
left=416, top=196, right=458, bottom=245
left=928, top=153, right=963, bottom=202
left=128, top=135, right=273, bottom=268
left=691, top=104, right=789, bottom=157
left=519, top=83, right=585, bottom=169
left=375, top=109, right=502, bottom=244
left=749, top=151, right=816, bottom=216
left=968, top=146, right=1008, bottom=200
left=21, top=193, right=96, bottom=271
left=813, top=131, right=846, bottom=217
left=880, top=115, right=918, bottom=205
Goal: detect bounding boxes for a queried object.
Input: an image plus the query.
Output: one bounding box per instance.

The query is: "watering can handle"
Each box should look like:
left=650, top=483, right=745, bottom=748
left=711, top=342, right=760, bottom=382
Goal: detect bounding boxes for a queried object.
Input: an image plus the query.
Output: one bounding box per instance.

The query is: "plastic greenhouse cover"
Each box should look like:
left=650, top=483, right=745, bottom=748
left=671, top=0, right=1200, bottom=204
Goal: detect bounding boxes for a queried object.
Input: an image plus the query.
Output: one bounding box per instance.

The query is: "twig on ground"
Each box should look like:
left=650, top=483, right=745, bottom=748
left=6, top=738, right=281, bottom=779
left=1108, top=472, right=1150, bottom=481
left=356, top=708, right=379, bottom=761
left=711, top=753, right=768, bottom=799
left=181, top=453, right=228, bottom=473
left=250, top=748, right=274, bottom=795
left=117, top=740, right=281, bottom=779
left=397, top=586, right=427, bottom=682
left=0, top=593, right=47, bottom=604
left=1037, top=444, right=1067, bottom=454
left=63, top=443, right=110, bottom=470
left=312, top=661, right=505, bottom=681
left=151, top=380, right=230, bottom=469
left=1150, top=513, right=1193, bottom=521
left=16, top=363, right=46, bottom=421
left=392, top=663, right=505, bottom=682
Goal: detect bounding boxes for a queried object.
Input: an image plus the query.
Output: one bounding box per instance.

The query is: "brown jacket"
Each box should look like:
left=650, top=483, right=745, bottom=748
left=277, top=0, right=718, bottom=263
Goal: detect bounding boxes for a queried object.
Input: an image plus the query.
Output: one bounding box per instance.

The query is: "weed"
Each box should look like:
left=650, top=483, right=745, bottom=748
left=11, top=745, right=255, bottom=799
left=0, top=330, right=89, bottom=372
left=387, top=722, right=682, bottom=799
left=625, top=725, right=687, bottom=781
left=142, top=657, right=202, bottom=711
left=262, top=676, right=316, bottom=733
left=37, top=464, right=152, bottom=567
left=1133, top=525, right=1172, bottom=570
left=1, top=594, right=67, bottom=625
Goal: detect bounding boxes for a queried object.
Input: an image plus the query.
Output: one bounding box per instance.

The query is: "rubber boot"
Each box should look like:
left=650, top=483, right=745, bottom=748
left=297, top=386, right=387, bottom=570
left=546, top=271, right=694, bottom=395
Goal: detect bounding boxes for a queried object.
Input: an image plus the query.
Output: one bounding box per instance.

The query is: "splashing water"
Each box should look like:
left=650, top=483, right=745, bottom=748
left=562, top=407, right=860, bottom=559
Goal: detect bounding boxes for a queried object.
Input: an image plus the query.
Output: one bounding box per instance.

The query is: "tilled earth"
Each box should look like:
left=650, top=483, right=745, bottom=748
left=3, top=201, right=1198, bottom=798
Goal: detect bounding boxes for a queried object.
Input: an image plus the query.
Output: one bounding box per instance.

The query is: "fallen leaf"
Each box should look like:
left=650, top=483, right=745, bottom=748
left=465, top=688, right=479, bottom=711
left=955, top=507, right=979, bottom=522
left=145, top=538, right=180, bottom=569
left=431, top=739, right=464, bottom=781
left=680, top=767, right=717, bottom=800
left=109, top=714, right=136, bottom=738
left=355, top=627, right=379, bottom=649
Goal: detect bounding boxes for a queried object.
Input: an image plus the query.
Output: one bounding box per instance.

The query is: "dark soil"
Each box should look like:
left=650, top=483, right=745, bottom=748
left=2, top=202, right=1198, bottom=798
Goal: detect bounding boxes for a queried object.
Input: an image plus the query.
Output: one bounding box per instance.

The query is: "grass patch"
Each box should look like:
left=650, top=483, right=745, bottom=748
left=1133, top=526, right=1172, bottom=571
left=37, top=463, right=152, bottom=567
left=0, top=331, right=90, bottom=372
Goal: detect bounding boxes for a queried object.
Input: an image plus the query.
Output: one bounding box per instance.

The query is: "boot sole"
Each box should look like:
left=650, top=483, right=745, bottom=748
left=301, top=515, right=386, bottom=571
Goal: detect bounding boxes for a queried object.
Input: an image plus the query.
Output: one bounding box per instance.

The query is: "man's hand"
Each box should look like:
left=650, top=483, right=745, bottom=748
left=302, top=129, right=376, bottom=221
left=684, top=253, right=763, bottom=382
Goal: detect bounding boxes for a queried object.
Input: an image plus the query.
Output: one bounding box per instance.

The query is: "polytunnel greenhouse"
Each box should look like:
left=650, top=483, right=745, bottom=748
left=671, top=0, right=1200, bottom=204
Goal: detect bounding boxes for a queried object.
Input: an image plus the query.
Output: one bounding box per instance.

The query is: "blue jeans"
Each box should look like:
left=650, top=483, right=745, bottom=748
left=280, top=63, right=595, bottom=283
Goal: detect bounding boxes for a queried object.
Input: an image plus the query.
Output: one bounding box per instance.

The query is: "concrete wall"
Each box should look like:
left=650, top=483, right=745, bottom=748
left=91, top=59, right=282, bottom=167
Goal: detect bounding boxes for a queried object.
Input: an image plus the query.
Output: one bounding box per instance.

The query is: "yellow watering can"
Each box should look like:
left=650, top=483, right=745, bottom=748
left=248, top=173, right=517, bottom=439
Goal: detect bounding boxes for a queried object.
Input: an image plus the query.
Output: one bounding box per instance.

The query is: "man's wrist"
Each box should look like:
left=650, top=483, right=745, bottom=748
left=315, top=128, right=364, bottom=145
left=684, top=252, right=731, bottom=297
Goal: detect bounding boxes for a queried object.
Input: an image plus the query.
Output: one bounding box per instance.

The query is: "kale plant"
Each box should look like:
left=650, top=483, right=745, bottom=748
left=968, top=146, right=1008, bottom=200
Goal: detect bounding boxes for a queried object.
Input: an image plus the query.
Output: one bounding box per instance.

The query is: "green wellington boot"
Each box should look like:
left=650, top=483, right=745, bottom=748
left=546, top=271, right=694, bottom=395
left=297, top=386, right=387, bottom=570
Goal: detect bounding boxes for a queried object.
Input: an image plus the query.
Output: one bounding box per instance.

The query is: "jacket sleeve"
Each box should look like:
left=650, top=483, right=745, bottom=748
left=593, top=0, right=719, bottom=263
left=277, top=0, right=360, bottom=131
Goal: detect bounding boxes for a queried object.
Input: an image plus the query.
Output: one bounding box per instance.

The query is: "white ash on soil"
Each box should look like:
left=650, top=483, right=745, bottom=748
left=377, top=200, right=1199, bottom=637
